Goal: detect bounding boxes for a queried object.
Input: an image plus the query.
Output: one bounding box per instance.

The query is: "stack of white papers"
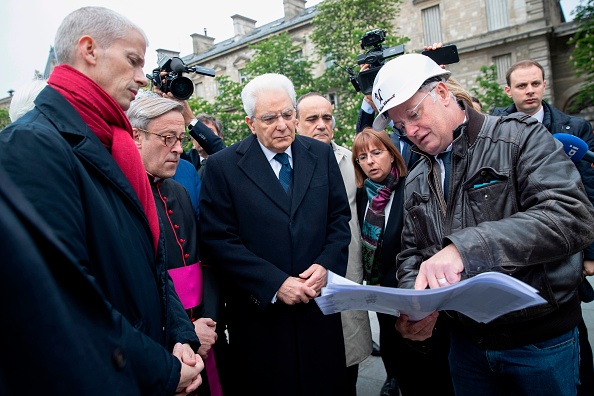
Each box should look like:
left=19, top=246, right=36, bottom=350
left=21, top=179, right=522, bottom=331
left=315, top=271, right=547, bottom=323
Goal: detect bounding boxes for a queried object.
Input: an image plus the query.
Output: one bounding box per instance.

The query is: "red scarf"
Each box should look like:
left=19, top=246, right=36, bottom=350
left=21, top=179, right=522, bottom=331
left=48, top=65, right=160, bottom=253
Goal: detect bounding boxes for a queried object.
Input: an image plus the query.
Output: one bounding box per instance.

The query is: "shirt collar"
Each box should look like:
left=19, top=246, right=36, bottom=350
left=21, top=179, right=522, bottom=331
left=258, top=140, right=293, bottom=163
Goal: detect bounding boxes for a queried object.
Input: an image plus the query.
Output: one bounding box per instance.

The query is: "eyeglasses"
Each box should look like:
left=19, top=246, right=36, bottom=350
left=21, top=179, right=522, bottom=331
left=254, top=108, right=295, bottom=125
left=136, top=128, right=188, bottom=147
left=393, top=86, right=436, bottom=137
left=356, top=149, right=386, bottom=164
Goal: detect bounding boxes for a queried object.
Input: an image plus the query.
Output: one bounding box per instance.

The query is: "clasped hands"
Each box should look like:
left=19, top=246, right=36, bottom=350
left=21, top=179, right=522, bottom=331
left=277, top=263, right=327, bottom=305
left=173, top=342, right=204, bottom=396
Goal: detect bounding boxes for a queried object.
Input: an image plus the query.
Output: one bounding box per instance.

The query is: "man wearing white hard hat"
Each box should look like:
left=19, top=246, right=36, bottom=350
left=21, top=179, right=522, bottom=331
left=373, top=53, right=594, bottom=395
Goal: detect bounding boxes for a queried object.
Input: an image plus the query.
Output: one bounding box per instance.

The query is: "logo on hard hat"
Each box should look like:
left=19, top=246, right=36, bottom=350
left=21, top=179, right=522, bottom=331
left=375, top=88, right=395, bottom=112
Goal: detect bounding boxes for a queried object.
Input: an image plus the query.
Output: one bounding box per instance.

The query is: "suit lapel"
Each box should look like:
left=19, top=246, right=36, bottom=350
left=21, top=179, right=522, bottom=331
left=290, top=136, right=317, bottom=217
left=237, top=135, right=291, bottom=215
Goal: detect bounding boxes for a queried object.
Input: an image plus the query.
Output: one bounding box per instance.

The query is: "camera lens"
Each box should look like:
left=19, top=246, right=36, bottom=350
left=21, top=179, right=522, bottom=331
left=170, top=76, right=194, bottom=100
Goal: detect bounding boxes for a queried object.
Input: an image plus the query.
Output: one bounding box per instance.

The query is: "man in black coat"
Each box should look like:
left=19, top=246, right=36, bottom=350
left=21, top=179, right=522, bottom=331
left=0, top=167, right=145, bottom=395
left=199, top=73, right=351, bottom=395
left=492, top=59, right=594, bottom=395
left=0, top=7, right=201, bottom=394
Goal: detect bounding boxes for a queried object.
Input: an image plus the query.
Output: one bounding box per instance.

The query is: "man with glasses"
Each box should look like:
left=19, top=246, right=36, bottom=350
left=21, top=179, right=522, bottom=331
left=129, top=95, right=222, bottom=395
left=372, top=53, right=594, bottom=394
left=199, top=73, right=352, bottom=395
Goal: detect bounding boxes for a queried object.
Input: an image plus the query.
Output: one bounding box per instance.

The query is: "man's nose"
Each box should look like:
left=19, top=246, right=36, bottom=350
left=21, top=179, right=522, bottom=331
left=136, top=69, right=148, bottom=87
left=404, top=123, right=419, bottom=137
left=171, top=140, right=184, bottom=153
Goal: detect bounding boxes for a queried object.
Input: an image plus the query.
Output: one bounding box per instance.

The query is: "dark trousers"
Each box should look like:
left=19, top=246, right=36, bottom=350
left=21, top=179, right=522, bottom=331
left=377, top=312, right=454, bottom=396
left=346, top=363, right=359, bottom=396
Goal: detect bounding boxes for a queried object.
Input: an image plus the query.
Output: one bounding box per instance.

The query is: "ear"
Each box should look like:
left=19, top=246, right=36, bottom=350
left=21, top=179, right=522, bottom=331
left=245, top=116, right=257, bottom=135
left=504, top=86, right=512, bottom=98
left=76, top=35, right=99, bottom=66
left=133, top=128, right=143, bottom=149
left=436, top=82, right=451, bottom=104
left=295, top=118, right=301, bottom=133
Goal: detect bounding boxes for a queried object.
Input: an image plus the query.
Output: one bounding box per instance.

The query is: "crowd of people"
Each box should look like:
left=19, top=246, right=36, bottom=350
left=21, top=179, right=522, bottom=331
left=2, top=5, right=594, bottom=396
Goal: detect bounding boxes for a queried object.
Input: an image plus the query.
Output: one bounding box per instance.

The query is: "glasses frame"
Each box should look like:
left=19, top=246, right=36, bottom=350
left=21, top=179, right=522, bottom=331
left=253, top=108, right=296, bottom=126
left=355, top=149, right=386, bottom=164
left=393, top=86, right=436, bottom=137
left=136, top=128, right=188, bottom=148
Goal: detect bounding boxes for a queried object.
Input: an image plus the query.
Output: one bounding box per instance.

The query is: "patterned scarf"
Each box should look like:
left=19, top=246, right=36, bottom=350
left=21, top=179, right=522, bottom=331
left=48, top=65, right=160, bottom=253
left=361, top=166, right=400, bottom=284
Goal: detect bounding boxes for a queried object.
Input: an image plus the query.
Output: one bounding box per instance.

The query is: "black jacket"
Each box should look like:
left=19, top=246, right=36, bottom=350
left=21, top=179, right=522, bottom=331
left=0, top=86, right=199, bottom=395
left=399, top=104, right=594, bottom=349
left=493, top=100, right=594, bottom=260
left=0, top=167, right=144, bottom=395
left=356, top=182, right=405, bottom=288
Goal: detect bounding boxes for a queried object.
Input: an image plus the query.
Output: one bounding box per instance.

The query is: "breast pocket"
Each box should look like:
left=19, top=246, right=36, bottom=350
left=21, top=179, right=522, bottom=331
left=404, top=191, right=441, bottom=249
left=463, top=168, right=513, bottom=225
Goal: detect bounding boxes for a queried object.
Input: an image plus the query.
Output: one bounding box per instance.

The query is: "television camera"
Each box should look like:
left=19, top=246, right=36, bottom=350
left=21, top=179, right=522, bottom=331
left=343, top=29, right=405, bottom=95
left=147, top=55, right=215, bottom=100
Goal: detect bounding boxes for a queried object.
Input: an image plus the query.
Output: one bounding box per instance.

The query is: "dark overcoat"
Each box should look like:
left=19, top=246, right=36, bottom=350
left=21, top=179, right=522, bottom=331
left=0, top=86, right=198, bottom=395
left=0, top=167, right=145, bottom=395
left=199, top=134, right=351, bottom=395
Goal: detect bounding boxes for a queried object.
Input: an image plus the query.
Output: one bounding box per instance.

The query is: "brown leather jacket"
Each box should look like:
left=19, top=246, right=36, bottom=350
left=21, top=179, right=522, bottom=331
left=397, top=103, right=594, bottom=348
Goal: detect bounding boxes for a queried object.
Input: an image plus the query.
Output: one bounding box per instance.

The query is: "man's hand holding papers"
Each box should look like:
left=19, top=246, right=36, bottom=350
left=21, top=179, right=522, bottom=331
left=315, top=271, right=547, bottom=323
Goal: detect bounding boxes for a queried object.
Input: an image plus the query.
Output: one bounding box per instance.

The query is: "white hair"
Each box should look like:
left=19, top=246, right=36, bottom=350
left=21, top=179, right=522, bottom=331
left=241, top=73, right=296, bottom=118
left=9, top=79, right=48, bottom=122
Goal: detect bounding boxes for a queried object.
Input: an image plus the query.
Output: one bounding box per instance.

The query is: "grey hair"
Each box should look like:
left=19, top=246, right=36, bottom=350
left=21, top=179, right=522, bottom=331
left=126, top=96, right=184, bottom=130
left=419, top=79, right=456, bottom=103
left=54, top=6, right=148, bottom=65
left=9, top=79, right=47, bottom=122
left=241, top=73, right=296, bottom=118
left=196, top=113, right=223, bottom=138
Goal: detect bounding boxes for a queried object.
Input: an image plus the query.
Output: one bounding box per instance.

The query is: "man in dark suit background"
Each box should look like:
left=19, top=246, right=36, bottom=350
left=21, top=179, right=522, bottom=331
left=199, top=73, right=351, bottom=395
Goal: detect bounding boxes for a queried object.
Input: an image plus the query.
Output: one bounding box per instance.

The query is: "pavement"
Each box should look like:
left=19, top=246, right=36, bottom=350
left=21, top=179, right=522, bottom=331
left=355, top=276, right=594, bottom=396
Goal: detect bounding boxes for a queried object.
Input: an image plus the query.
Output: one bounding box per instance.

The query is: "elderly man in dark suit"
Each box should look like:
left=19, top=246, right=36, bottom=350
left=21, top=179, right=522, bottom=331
left=199, top=73, right=351, bottom=395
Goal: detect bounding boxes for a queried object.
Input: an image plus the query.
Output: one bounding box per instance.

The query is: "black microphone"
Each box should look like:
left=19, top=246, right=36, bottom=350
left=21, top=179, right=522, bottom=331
left=553, top=133, right=594, bottom=164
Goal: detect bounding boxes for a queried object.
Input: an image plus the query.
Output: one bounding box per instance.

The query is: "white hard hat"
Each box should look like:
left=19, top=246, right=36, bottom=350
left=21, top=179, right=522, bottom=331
left=371, top=53, right=451, bottom=131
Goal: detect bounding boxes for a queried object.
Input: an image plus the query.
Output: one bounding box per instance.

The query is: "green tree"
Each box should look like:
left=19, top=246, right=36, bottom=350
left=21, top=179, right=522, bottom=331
left=567, top=0, right=594, bottom=111
left=242, top=32, right=314, bottom=95
left=0, top=108, right=11, bottom=130
left=188, top=33, right=316, bottom=145
left=310, top=0, right=408, bottom=148
left=470, top=64, right=513, bottom=114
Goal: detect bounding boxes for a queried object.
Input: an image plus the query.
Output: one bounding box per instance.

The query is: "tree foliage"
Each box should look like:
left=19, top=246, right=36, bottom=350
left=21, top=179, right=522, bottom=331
left=310, top=0, right=407, bottom=147
left=0, top=108, right=10, bottom=130
left=567, top=0, right=594, bottom=111
left=242, top=32, right=315, bottom=95
left=187, top=75, right=248, bottom=145
left=188, top=0, right=407, bottom=148
left=470, top=65, right=513, bottom=114
left=188, top=32, right=315, bottom=145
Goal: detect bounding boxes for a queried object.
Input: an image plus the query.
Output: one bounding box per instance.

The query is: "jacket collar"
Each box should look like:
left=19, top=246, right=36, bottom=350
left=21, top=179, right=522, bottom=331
left=35, top=86, right=148, bottom=220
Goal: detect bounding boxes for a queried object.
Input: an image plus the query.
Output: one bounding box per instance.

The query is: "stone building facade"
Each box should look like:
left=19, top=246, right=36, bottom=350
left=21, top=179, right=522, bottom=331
left=166, top=0, right=590, bottom=121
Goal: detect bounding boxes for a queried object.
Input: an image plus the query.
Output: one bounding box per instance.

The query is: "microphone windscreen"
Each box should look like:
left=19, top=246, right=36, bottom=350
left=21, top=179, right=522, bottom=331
left=553, top=133, right=588, bottom=163
left=170, top=57, right=187, bottom=74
